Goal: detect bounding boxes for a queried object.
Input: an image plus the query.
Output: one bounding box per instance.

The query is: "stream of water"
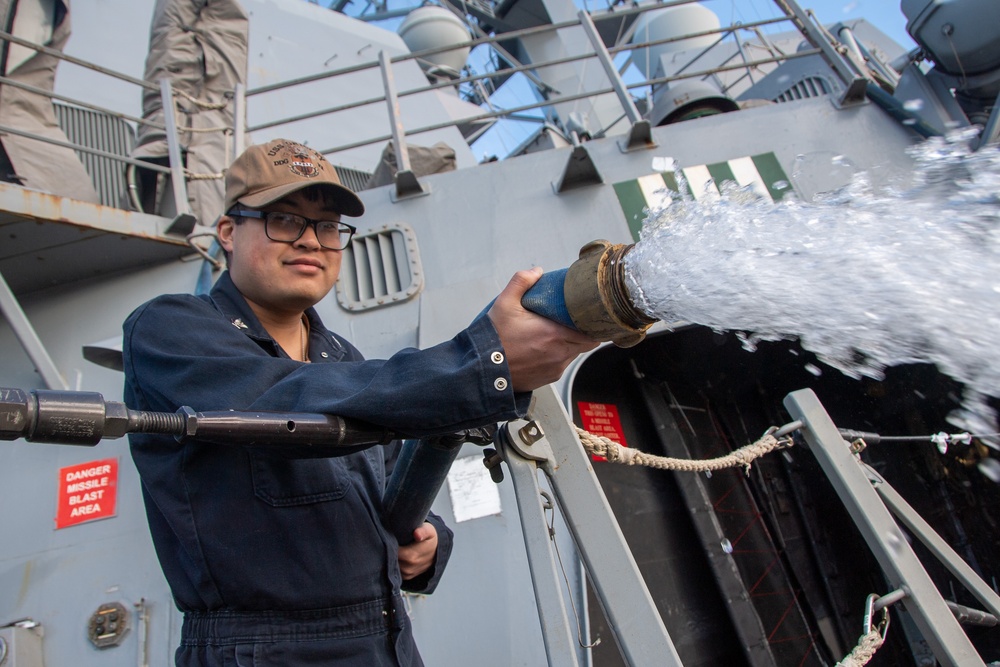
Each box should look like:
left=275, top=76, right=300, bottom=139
left=623, top=129, right=1000, bottom=442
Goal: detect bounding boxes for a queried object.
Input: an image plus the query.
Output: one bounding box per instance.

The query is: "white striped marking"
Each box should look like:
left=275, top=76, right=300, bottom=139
left=637, top=173, right=672, bottom=210
left=681, top=164, right=719, bottom=201
left=728, top=156, right=770, bottom=199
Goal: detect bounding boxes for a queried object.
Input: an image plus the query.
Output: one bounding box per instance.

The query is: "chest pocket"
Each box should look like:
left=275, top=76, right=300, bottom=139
left=250, top=454, right=351, bottom=506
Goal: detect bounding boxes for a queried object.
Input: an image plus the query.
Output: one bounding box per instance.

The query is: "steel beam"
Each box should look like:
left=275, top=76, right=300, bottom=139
left=526, top=385, right=683, bottom=667
left=0, top=270, right=67, bottom=390
left=783, top=389, right=985, bottom=667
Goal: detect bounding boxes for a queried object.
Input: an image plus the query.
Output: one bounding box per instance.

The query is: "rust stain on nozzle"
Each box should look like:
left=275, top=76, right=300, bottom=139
left=565, top=240, right=655, bottom=348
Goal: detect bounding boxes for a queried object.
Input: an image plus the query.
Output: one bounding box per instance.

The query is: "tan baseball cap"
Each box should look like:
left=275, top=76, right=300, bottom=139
left=224, top=139, right=365, bottom=217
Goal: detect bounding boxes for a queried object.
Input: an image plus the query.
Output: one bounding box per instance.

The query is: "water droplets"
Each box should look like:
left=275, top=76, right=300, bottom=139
left=720, top=538, right=734, bottom=554
left=978, top=458, right=1000, bottom=483
left=624, top=133, right=1000, bottom=433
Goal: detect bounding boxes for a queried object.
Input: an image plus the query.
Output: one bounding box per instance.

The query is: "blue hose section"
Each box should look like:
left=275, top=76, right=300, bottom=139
left=519, top=268, right=576, bottom=330
left=383, top=439, right=462, bottom=544
left=195, top=239, right=222, bottom=296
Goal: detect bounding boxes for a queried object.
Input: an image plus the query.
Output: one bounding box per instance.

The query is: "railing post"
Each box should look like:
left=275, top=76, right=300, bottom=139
left=159, top=78, right=197, bottom=234
left=577, top=10, right=655, bottom=153
left=233, top=82, right=246, bottom=163
left=378, top=51, right=428, bottom=201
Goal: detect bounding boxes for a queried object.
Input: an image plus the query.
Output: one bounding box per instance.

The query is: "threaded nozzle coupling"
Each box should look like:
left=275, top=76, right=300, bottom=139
left=564, top=240, right=656, bottom=348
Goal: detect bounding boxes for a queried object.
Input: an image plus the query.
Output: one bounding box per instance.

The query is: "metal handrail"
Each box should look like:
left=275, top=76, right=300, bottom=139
left=0, top=0, right=856, bottom=177
left=0, top=29, right=231, bottom=219
left=319, top=45, right=824, bottom=154
left=0, top=29, right=157, bottom=90
left=253, top=8, right=807, bottom=144
left=0, top=123, right=171, bottom=174
left=250, top=0, right=892, bottom=163
left=0, top=74, right=165, bottom=130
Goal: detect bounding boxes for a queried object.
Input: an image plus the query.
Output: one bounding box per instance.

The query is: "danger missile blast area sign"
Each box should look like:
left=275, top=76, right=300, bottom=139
left=55, top=458, right=119, bottom=529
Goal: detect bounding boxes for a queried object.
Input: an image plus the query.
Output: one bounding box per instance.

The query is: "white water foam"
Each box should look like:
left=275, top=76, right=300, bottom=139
left=624, top=129, right=1000, bottom=439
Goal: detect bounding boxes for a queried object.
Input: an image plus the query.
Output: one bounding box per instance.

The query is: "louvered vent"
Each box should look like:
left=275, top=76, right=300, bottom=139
left=773, top=76, right=831, bottom=103
left=334, top=165, right=375, bottom=192
left=336, top=223, right=423, bottom=311
left=54, top=102, right=135, bottom=207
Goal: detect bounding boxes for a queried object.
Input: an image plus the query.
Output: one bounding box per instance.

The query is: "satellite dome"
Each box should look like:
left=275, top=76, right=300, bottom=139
left=398, top=6, right=471, bottom=79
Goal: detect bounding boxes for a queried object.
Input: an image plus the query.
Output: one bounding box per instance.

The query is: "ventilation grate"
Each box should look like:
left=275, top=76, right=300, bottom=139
left=336, top=223, right=423, bottom=311
left=334, top=165, right=375, bottom=192
left=54, top=102, right=136, bottom=207
left=773, top=76, right=831, bottom=103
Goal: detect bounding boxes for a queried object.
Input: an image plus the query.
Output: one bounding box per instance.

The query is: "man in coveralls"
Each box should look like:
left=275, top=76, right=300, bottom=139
left=123, top=138, right=597, bottom=666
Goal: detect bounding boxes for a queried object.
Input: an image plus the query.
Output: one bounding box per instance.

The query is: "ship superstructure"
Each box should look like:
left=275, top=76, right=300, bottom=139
left=1, top=0, right=998, bottom=665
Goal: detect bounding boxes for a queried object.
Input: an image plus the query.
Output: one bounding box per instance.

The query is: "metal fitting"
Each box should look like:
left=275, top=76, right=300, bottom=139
left=564, top=240, right=656, bottom=348
left=0, top=387, right=33, bottom=441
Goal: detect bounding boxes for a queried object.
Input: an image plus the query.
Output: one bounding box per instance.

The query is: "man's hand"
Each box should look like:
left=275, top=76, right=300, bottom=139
left=488, top=268, right=599, bottom=392
left=399, top=522, right=438, bottom=581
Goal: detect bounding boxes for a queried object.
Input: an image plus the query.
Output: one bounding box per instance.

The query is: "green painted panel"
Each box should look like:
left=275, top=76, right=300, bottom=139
left=614, top=179, right=648, bottom=242
left=706, top=161, right=737, bottom=191
left=751, top=153, right=792, bottom=201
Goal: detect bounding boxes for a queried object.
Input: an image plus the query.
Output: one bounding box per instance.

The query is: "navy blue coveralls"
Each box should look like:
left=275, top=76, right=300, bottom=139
left=123, top=272, right=529, bottom=666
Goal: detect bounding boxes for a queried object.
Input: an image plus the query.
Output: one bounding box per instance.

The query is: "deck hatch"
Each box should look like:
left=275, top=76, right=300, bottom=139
left=335, top=223, right=423, bottom=311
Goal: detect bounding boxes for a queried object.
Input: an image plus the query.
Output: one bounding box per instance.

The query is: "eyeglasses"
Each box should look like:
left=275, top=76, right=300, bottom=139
left=228, top=208, right=357, bottom=250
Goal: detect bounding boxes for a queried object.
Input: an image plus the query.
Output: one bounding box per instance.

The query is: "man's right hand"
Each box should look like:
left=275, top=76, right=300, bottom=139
left=488, top=268, right=599, bottom=392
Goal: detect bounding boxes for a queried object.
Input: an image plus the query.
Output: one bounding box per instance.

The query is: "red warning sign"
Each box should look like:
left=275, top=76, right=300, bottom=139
left=55, top=458, right=118, bottom=529
left=578, top=402, right=628, bottom=461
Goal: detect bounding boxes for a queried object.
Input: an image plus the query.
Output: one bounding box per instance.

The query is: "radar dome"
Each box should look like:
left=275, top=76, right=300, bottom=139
left=629, top=4, right=721, bottom=80
left=398, top=6, right=471, bottom=79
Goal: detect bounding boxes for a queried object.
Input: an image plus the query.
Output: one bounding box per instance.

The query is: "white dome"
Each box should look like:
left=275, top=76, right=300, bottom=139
left=398, top=6, right=471, bottom=77
left=629, top=4, right=722, bottom=80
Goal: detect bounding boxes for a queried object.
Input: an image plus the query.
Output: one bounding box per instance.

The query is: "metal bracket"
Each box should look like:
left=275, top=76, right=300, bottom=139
left=391, top=170, right=430, bottom=202
left=504, top=419, right=552, bottom=463
left=835, top=77, right=870, bottom=109
left=618, top=120, right=656, bottom=153
left=552, top=145, right=603, bottom=193
left=165, top=212, right=197, bottom=236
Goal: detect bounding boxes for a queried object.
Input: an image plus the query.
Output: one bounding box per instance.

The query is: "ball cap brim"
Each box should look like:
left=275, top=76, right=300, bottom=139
left=224, top=139, right=365, bottom=217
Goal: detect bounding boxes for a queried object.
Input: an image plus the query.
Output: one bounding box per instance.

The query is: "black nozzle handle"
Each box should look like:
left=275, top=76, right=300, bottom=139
left=1, top=387, right=395, bottom=450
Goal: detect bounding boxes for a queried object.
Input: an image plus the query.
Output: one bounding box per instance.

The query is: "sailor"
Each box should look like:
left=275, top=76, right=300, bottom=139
left=122, top=138, right=597, bottom=666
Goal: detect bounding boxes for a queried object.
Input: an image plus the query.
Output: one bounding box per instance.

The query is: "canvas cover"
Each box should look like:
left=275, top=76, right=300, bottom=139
left=0, top=0, right=99, bottom=203
left=365, top=141, right=457, bottom=189
left=132, top=0, right=248, bottom=226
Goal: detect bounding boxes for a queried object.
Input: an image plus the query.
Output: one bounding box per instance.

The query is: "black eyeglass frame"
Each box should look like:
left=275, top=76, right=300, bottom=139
left=227, top=208, right=357, bottom=251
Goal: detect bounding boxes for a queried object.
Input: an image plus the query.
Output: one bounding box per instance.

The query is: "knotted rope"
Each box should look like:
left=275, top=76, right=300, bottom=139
left=835, top=628, right=884, bottom=666
left=174, top=88, right=230, bottom=110
left=574, top=428, right=789, bottom=474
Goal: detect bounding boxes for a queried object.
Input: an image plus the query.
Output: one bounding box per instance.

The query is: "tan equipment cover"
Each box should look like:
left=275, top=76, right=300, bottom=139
left=132, top=0, right=248, bottom=226
left=0, top=0, right=99, bottom=203
left=365, top=141, right=457, bottom=189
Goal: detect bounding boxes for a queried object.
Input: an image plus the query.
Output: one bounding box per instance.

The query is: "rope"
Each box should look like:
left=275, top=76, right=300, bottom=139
left=575, top=428, right=789, bottom=474
left=185, top=170, right=224, bottom=181
left=173, top=88, right=229, bottom=110
left=176, top=124, right=231, bottom=134
left=835, top=629, right=884, bottom=667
